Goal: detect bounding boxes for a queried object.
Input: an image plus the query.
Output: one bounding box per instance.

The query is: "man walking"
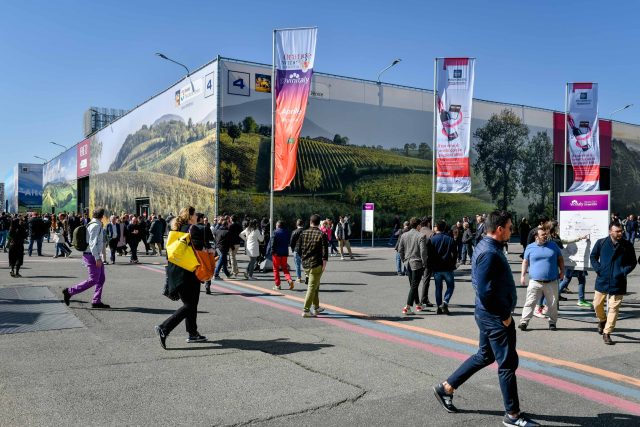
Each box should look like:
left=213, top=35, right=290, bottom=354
left=428, top=220, right=458, bottom=315
left=62, top=208, right=110, bottom=309
left=270, top=221, right=294, bottom=290
left=106, top=215, right=120, bottom=264
left=28, top=213, right=46, bottom=256
left=398, top=217, right=428, bottom=315
left=418, top=216, right=435, bottom=307
left=590, top=222, right=637, bottom=345
left=228, top=214, right=243, bottom=277
left=433, top=211, right=539, bottom=427
left=296, top=214, right=328, bottom=317
left=518, top=224, right=564, bottom=331
left=290, top=219, right=305, bottom=283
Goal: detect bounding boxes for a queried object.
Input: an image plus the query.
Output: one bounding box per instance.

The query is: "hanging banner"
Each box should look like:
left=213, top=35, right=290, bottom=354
left=567, top=83, right=599, bottom=191
left=273, top=27, right=318, bottom=191
left=435, top=58, right=475, bottom=193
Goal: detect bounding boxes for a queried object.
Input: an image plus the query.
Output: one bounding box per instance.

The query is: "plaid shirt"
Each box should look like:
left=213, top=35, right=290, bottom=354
left=295, top=226, right=329, bottom=269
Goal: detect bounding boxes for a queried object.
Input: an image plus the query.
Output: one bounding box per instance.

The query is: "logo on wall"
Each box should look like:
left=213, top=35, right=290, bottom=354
left=228, top=70, right=250, bottom=96
left=255, top=74, right=271, bottom=93
left=453, top=69, right=462, bottom=78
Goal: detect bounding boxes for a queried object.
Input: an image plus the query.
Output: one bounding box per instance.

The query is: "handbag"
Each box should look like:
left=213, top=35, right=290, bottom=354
left=162, top=266, right=180, bottom=301
left=166, top=230, right=200, bottom=272
left=191, top=224, right=217, bottom=282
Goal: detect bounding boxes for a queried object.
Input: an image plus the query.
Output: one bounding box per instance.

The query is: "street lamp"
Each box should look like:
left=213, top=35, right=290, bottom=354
left=34, top=155, right=48, bottom=164
left=609, top=104, right=633, bottom=117
left=49, top=141, right=67, bottom=152
left=155, top=52, right=195, bottom=91
left=377, top=59, right=402, bottom=84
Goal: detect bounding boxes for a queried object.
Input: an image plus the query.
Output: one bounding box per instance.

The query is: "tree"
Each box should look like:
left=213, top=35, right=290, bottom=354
left=303, top=167, right=323, bottom=197
left=521, top=132, right=554, bottom=219
left=403, top=143, right=410, bottom=156
left=228, top=124, right=241, bottom=143
left=177, top=154, right=187, bottom=179
left=242, top=116, right=258, bottom=134
left=418, top=142, right=432, bottom=159
left=220, top=161, right=240, bottom=190
left=473, top=109, right=529, bottom=211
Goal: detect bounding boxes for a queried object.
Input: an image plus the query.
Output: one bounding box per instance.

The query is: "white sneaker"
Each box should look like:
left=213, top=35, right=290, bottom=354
left=341, top=256, right=345, bottom=260
left=302, top=311, right=317, bottom=318
left=314, top=306, right=325, bottom=314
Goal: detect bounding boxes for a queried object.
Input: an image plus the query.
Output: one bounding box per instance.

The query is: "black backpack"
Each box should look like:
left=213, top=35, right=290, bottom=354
left=73, top=225, right=88, bottom=252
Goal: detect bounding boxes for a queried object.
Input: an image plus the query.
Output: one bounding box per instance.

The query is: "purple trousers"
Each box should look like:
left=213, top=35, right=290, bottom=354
left=68, top=253, right=106, bottom=304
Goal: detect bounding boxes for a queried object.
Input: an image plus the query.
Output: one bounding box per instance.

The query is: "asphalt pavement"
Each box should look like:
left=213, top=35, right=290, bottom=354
left=1, top=241, right=639, bottom=426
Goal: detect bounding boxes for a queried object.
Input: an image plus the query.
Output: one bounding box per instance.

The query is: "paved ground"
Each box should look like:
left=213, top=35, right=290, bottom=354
left=1, top=242, right=639, bottom=426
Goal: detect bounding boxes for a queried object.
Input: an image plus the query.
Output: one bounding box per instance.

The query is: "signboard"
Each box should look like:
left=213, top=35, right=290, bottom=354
left=228, top=70, right=250, bottom=96
left=77, top=139, right=91, bottom=178
left=255, top=73, right=271, bottom=93
left=567, top=83, right=600, bottom=191
left=362, top=202, right=374, bottom=232
left=558, top=191, right=610, bottom=270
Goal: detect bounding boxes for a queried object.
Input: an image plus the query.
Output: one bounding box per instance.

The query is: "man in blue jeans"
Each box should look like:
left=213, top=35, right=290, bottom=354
left=428, top=220, right=457, bottom=315
left=433, top=211, right=539, bottom=427
left=289, top=219, right=305, bottom=283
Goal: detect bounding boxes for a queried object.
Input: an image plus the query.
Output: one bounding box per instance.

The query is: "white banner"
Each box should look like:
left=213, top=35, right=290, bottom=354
left=436, top=58, right=475, bottom=193
left=567, top=83, right=599, bottom=192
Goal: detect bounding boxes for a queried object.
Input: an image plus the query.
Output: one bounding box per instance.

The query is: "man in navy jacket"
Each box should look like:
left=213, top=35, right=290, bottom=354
left=590, top=222, right=636, bottom=345
left=433, top=211, right=539, bottom=427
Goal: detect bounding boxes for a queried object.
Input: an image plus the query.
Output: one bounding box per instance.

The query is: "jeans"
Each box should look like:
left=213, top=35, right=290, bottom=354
left=55, top=243, right=71, bottom=257
left=0, top=230, right=7, bottom=248
left=303, top=265, right=323, bottom=311
left=67, top=254, right=106, bottom=304
left=214, top=250, right=230, bottom=277
left=456, top=240, right=463, bottom=261
left=293, top=251, right=303, bottom=279
left=395, top=252, right=406, bottom=275
left=559, top=268, right=587, bottom=301
left=28, top=236, right=43, bottom=256
left=406, top=265, right=424, bottom=306
left=447, top=312, right=520, bottom=414
left=625, top=231, right=635, bottom=242
left=129, top=239, right=139, bottom=261
left=272, top=255, right=292, bottom=286
left=247, top=257, right=258, bottom=278
left=434, top=270, right=455, bottom=307
left=160, top=276, right=200, bottom=336
left=108, top=239, right=118, bottom=263
left=462, top=243, right=473, bottom=263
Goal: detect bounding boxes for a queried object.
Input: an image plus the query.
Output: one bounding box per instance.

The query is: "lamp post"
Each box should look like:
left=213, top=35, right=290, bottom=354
left=155, top=52, right=195, bottom=91
left=609, top=104, right=633, bottom=117
left=34, top=155, right=48, bottom=164
left=49, top=141, right=67, bottom=152
left=377, top=59, right=402, bottom=84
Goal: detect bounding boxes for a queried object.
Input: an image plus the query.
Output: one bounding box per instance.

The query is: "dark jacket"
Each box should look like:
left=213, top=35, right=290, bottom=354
left=290, top=227, right=304, bottom=252
left=473, top=236, right=517, bottom=321
left=148, top=219, right=164, bottom=244
left=214, top=226, right=231, bottom=251
left=474, top=222, right=486, bottom=244
left=28, top=217, right=46, bottom=238
left=127, top=223, right=143, bottom=243
left=269, top=227, right=290, bottom=257
left=462, top=228, right=474, bottom=244
left=166, top=224, right=202, bottom=294
left=428, top=232, right=457, bottom=271
left=228, top=222, right=243, bottom=246
left=106, top=222, right=120, bottom=241
left=590, top=237, right=636, bottom=295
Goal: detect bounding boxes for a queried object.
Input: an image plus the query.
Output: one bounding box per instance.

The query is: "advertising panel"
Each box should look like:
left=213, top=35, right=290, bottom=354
left=43, top=148, right=78, bottom=213
left=273, top=27, right=318, bottom=191
left=17, top=163, right=43, bottom=213
left=4, top=167, right=17, bottom=213
left=89, top=61, right=217, bottom=215
left=362, top=203, right=374, bottom=232
left=435, top=58, right=475, bottom=193
left=558, top=191, right=610, bottom=270
left=567, top=83, right=600, bottom=191
left=77, top=139, right=91, bottom=178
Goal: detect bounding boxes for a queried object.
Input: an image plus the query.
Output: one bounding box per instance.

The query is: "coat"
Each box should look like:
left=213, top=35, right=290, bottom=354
left=148, top=219, right=164, bottom=244
left=240, top=228, right=264, bottom=258
left=590, top=237, right=637, bottom=295
left=166, top=224, right=202, bottom=294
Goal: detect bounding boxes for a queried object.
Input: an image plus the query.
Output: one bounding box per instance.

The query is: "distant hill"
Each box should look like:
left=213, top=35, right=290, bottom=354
left=153, top=114, right=184, bottom=126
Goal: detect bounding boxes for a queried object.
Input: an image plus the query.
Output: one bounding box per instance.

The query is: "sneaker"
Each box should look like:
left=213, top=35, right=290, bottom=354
left=441, top=305, right=450, bottom=315
left=62, top=288, right=71, bottom=306
left=502, top=413, right=540, bottom=427
left=558, top=295, right=568, bottom=301
left=273, top=285, right=281, bottom=291
left=433, top=383, right=458, bottom=413
left=302, top=310, right=317, bottom=318
left=314, top=306, right=325, bottom=315
left=14, top=273, right=22, bottom=278
left=436, top=307, right=443, bottom=315
left=533, top=306, right=546, bottom=318
left=518, top=323, right=527, bottom=331
left=562, top=288, right=574, bottom=294
left=340, top=256, right=345, bottom=260
left=424, top=300, right=434, bottom=308
left=549, top=323, right=557, bottom=331
left=577, top=300, right=593, bottom=308
left=154, top=325, right=167, bottom=350
left=541, top=306, right=549, bottom=316
left=420, top=303, right=430, bottom=311
left=402, top=306, right=414, bottom=315
left=288, top=280, right=294, bottom=290
left=415, top=305, right=423, bottom=313
left=186, top=334, right=207, bottom=343
left=296, top=278, right=303, bottom=283
left=91, top=302, right=111, bottom=309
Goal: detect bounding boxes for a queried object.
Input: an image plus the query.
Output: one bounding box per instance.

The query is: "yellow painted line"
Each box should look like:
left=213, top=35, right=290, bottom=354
left=226, top=278, right=640, bottom=389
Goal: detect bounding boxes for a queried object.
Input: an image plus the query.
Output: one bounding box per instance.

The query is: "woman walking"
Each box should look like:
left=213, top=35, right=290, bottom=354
left=8, top=217, right=27, bottom=277
left=154, top=206, right=208, bottom=349
left=240, top=219, right=264, bottom=280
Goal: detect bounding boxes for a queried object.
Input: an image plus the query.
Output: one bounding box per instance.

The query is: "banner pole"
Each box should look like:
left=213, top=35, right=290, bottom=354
left=431, top=58, right=437, bottom=220
left=270, top=30, right=276, bottom=237
left=214, top=55, right=221, bottom=219
left=564, top=83, right=568, bottom=192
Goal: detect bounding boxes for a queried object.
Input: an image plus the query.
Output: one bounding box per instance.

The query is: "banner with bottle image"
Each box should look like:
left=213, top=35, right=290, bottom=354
left=435, top=58, right=475, bottom=193
left=567, top=83, right=600, bottom=192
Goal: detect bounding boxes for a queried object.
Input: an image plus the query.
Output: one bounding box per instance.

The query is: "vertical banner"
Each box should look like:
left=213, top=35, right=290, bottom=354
left=436, top=58, right=475, bottom=193
left=77, top=138, right=91, bottom=178
left=362, top=203, right=374, bottom=232
left=567, top=83, right=599, bottom=191
left=273, top=27, right=318, bottom=191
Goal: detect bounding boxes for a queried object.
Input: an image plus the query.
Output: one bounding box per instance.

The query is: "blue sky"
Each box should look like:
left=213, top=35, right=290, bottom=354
left=1, top=0, right=639, bottom=176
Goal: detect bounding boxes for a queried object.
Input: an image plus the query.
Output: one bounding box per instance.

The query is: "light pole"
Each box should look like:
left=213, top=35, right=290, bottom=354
left=377, top=59, right=402, bottom=84
left=49, top=141, right=67, bottom=152
left=34, top=155, right=48, bottom=164
left=155, top=52, right=195, bottom=91
left=609, top=104, right=633, bottom=117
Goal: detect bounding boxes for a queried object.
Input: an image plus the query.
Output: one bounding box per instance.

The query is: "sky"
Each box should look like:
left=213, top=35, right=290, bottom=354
left=1, top=0, right=640, bottom=176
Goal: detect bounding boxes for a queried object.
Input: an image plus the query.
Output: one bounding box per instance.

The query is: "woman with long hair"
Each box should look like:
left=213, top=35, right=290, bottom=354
left=240, top=218, right=264, bottom=280
left=8, top=216, right=27, bottom=277
left=154, top=206, right=207, bottom=349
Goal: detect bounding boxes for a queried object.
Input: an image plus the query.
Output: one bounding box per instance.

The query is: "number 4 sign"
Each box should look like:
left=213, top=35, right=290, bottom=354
left=204, top=72, right=214, bottom=98
left=228, top=70, right=250, bottom=96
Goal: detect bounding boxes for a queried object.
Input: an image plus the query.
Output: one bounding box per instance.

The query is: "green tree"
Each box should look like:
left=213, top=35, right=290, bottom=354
left=333, top=134, right=344, bottom=145
left=521, top=131, right=554, bottom=220
left=220, top=161, right=240, bottom=190
left=418, top=142, right=432, bottom=159
left=177, top=154, right=187, bottom=179
left=242, top=116, right=258, bottom=134
left=473, top=109, right=529, bottom=211
left=303, top=167, right=323, bottom=197
left=228, top=124, right=242, bottom=143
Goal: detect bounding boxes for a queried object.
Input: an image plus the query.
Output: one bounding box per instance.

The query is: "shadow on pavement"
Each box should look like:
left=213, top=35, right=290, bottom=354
left=456, top=409, right=640, bottom=427
left=76, top=306, right=209, bottom=315
left=211, top=337, right=334, bottom=355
